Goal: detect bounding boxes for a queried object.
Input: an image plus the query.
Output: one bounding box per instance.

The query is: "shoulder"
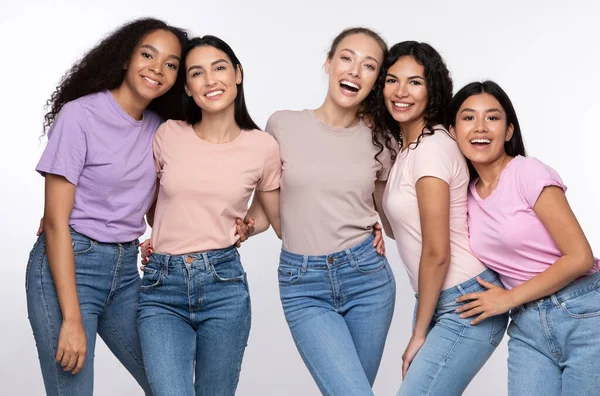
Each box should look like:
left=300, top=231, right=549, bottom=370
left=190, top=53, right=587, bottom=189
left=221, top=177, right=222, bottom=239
left=155, top=119, right=189, bottom=139
left=418, top=127, right=463, bottom=158
left=143, top=108, right=164, bottom=128
left=513, top=156, right=557, bottom=175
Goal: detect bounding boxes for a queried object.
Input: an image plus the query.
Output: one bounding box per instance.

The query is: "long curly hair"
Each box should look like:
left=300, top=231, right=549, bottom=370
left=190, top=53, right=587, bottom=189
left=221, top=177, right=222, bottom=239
left=42, top=18, right=189, bottom=135
left=327, top=27, right=396, bottom=162
left=366, top=41, right=453, bottom=150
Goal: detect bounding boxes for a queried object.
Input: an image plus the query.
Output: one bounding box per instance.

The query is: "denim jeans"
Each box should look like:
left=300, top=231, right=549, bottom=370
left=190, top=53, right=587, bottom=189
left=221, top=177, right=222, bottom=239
left=26, top=229, right=151, bottom=396
left=507, top=269, right=600, bottom=395
left=278, top=234, right=396, bottom=396
left=137, top=246, right=251, bottom=396
left=398, top=269, right=508, bottom=396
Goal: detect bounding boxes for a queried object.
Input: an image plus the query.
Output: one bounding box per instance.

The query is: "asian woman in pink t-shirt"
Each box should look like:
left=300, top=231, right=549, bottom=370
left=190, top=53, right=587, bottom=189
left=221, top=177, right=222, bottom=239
left=369, top=42, right=508, bottom=395
left=448, top=80, right=600, bottom=395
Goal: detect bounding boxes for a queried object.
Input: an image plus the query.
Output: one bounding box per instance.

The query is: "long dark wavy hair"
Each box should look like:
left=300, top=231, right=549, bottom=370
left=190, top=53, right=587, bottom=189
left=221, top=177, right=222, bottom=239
left=447, top=80, right=527, bottom=181
left=43, top=18, right=189, bottom=134
left=366, top=41, right=453, bottom=150
left=327, top=27, right=396, bottom=161
left=182, top=36, right=260, bottom=130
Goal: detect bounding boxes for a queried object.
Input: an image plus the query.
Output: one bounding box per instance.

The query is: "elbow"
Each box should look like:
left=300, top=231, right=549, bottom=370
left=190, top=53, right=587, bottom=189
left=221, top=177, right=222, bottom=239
left=421, top=247, right=451, bottom=269
left=575, top=249, right=596, bottom=274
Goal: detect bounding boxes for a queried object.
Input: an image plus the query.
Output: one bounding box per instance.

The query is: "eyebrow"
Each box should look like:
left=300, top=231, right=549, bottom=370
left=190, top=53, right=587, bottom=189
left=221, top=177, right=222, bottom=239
left=140, top=44, right=181, bottom=61
left=340, top=48, right=380, bottom=65
left=460, top=107, right=502, bottom=114
left=385, top=73, right=425, bottom=81
left=187, top=59, right=230, bottom=73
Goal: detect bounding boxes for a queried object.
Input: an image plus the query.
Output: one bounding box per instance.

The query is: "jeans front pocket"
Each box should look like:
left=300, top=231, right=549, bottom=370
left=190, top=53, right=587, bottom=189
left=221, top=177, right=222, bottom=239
left=352, top=247, right=387, bottom=275
left=559, top=284, right=600, bottom=319
left=278, top=264, right=302, bottom=286
left=141, top=266, right=162, bottom=290
left=70, top=231, right=96, bottom=255
left=211, top=258, right=245, bottom=283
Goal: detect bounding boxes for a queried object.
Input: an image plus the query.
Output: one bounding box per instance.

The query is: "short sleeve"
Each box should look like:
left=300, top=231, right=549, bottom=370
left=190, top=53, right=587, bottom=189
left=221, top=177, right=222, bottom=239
left=257, top=135, right=282, bottom=191
left=516, top=157, right=567, bottom=208
left=412, top=134, right=454, bottom=184
left=265, top=112, right=281, bottom=142
left=152, top=123, right=167, bottom=178
left=36, top=102, right=87, bottom=186
left=376, top=136, right=398, bottom=181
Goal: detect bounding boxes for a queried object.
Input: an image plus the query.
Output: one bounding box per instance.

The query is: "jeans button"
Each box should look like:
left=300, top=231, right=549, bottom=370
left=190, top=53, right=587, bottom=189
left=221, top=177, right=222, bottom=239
left=327, top=257, right=334, bottom=264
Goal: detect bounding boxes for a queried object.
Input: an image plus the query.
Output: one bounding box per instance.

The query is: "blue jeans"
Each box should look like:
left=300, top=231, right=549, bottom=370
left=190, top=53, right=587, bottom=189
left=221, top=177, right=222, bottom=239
left=507, top=269, right=600, bottom=395
left=278, top=234, right=396, bottom=396
left=137, top=246, right=251, bottom=396
left=26, top=229, right=151, bottom=396
left=398, top=269, right=508, bottom=396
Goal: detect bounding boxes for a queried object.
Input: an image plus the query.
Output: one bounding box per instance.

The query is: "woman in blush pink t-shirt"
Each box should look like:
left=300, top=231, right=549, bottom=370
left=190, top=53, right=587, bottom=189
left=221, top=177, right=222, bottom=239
left=137, top=36, right=281, bottom=396
left=449, top=80, right=600, bottom=395
left=371, top=42, right=508, bottom=396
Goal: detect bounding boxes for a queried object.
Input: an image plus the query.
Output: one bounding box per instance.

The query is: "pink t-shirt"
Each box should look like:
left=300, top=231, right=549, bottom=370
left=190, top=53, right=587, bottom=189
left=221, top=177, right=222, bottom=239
left=383, top=128, right=487, bottom=292
left=467, top=156, right=600, bottom=289
left=150, top=120, right=281, bottom=254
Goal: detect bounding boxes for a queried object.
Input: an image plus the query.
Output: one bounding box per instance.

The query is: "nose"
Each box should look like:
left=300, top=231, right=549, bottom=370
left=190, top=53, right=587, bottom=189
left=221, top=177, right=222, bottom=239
left=395, top=81, right=408, bottom=97
left=149, top=60, right=163, bottom=75
left=348, top=62, right=360, bottom=78
left=204, top=70, right=217, bottom=87
left=474, top=116, right=487, bottom=132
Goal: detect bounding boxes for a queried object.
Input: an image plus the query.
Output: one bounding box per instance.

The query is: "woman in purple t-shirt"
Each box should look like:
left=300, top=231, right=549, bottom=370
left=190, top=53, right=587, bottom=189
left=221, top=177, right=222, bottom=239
left=448, top=80, right=600, bottom=395
left=26, top=18, right=188, bottom=395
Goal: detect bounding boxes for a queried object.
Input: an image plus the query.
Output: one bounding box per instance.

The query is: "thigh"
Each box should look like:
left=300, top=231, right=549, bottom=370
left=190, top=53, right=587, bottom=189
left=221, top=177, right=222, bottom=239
left=290, top=310, right=374, bottom=396
left=399, top=309, right=502, bottom=396
left=343, top=264, right=396, bottom=385
left=98, top=249, right=151, bottom=394
left=138, top=310, right=196, bottom=396
left=27, top=236, right=101, bottom=396
left=507, top=310, right=561, bottom=396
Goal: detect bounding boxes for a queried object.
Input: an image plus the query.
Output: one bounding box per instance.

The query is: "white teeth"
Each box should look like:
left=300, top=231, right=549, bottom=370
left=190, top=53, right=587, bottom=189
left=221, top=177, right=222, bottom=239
left=470, top=139, right=491, bottom=144
left=143, top=77, right=159, bottom=85
left=340, top=80, right=360, bottom=89
left=393, top=102, right=412, bottom=108
left=206, top=90, right=224, bottom=97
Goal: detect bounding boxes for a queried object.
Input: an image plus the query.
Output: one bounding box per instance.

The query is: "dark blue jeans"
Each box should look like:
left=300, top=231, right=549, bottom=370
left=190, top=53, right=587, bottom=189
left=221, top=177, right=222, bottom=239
left=26, top=229, right=151, bottom=396
left=137, top=246, right=251, bottom=396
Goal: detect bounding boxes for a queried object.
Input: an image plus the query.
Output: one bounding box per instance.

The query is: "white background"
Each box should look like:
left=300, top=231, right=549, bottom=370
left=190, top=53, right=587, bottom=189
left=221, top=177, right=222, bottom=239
left=2, top=1, right=599, bottom=395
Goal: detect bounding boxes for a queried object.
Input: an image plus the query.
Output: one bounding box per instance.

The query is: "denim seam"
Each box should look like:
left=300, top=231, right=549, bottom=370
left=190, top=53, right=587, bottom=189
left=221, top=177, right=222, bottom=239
left=539, top=306, right=562, bottom=361
left=105, top=245, right=123, bottom=307
left=424, top=320, right=467, bottom=395
left=98, top=316, right=144, bottom=366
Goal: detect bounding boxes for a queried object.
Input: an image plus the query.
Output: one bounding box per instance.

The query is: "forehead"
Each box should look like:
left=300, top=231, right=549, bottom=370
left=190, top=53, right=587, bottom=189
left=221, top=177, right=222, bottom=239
left=336, top=33, right=384, bottom=62
left=388, top=56, right=424, bottom=75
left=138, top=29, right=181, bottom=53
left=462, top=93, right=503, bottom=110
left=186, top=45, right=230, bottom=66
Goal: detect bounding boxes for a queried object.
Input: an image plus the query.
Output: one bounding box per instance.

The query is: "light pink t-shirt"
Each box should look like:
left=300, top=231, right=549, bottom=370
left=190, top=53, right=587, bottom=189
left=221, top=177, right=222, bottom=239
left=266, top=110, right=394, bottom=255
left=151, top=120, right=281, bottom=254
left=383, top=127, right=487, bottom=292
left=467, top=155, right=600, bottom=289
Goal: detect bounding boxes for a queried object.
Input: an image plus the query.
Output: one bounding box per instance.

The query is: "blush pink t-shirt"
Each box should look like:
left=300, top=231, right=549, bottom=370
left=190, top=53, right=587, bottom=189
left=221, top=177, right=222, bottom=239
left=150, top=120, right=281, bottom=255
left=467, top=155, right=600, bottom=289
left=383, top=128, right=487, bottom=292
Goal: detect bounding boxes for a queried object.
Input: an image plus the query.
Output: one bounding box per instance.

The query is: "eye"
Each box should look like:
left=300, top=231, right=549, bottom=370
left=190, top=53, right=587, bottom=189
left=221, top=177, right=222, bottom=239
left=487, top=115, right=500, bottom=121
left=191, top=71, right=203, bottom=77
left=385, top=78, right=397, bottom=84
left=341, top=56, right=351, bottom=61
left=215, top=65, right=226, bottom=71
left=141, top=52, right=153, bottom=59
left=166, top=63, right=178, bottom=70
left=463, top=115, right=474, bottom=121
left=409, top=80, right=422, bottom=85
left=365, top=64, right=376, bottom=71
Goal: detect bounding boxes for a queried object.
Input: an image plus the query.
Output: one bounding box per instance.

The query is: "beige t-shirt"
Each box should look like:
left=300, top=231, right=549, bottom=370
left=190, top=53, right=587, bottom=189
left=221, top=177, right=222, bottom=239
left=266, top=109, right=393, bottom=255
left=151, top=120, right=281, bottom=254
left=382, top=128, right=486, bottom=292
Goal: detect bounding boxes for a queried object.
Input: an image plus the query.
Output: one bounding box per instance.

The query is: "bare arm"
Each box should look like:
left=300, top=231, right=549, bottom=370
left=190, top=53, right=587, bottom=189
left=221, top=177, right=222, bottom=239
left=257, top=188, right=281, bottom=239
left=145, top=181, right=159, bottom=228
left=245, top=195, right=270, bottom=236
left=373, top=180, right=394, bottom=240
left=44, top=174, right=87, bottom=374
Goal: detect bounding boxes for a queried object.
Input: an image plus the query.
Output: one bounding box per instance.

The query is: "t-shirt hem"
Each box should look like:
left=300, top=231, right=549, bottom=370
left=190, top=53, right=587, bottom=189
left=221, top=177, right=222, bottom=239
left=36, top=165, right=78, bottom=186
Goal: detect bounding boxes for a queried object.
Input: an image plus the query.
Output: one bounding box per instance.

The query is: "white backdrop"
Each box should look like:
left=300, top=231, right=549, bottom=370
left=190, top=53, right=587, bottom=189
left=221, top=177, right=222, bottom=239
left=2, top=1, right=599, bottom=395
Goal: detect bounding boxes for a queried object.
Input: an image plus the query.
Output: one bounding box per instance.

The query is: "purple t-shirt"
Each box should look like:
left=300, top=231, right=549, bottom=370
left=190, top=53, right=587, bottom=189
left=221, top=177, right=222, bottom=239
left=36, top=90, right=162, bottom=242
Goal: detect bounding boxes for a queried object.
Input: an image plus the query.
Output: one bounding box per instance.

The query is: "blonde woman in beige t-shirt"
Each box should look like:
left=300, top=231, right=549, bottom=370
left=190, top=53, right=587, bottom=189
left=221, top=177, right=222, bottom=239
left=247, top=28, right=397, bottom=396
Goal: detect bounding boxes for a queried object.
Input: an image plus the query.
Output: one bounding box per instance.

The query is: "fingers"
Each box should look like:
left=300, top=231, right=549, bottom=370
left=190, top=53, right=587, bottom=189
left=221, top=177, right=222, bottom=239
left=402, top=354, right=410, bottom=379
left=476, top=276, right=498, bottom=289
left=455, top=300, right=480, bottom=313
left=72, top=354, right=86, bottom=375
left=375, top=239, right=385, bottom=256
left=373, top=222, right=382, bottom=230
left=456, top=292, right=480, bottom=303
left=63, top=354, right=78, bottom=372
left=459, top=306, right=485, bottom=319
left=470, top=312, right=489, bottom=325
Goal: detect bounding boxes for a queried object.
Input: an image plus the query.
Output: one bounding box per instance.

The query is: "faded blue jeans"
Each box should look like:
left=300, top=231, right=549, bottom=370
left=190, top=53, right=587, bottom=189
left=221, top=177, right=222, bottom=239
left=278, top=234, right=396, bottom=396
left=507, top=269, right=600, bottom=395
left=26, top=229, right=151, bottom=396
left=137, top=246, right=251, bottom=396
left=398, top=268, right=508, bottom=396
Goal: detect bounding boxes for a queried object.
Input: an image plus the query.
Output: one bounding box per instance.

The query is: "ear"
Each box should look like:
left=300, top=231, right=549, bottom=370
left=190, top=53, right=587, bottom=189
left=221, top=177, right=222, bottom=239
left=449, top=125, right=457, bottom=140
left=235, top=64, right=242, bottom=85
left=184, top=84, right=192, bottom=97
left=324, top=56, right=331, bottom=74
left=505, top=123, right=514, bottom=142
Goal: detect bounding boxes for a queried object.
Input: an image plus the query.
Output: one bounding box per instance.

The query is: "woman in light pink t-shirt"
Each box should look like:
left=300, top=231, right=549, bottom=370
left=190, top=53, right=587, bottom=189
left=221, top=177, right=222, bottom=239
left=371, top=42, right=508, bottom=395
left=448, top=80, right=600, bottom=395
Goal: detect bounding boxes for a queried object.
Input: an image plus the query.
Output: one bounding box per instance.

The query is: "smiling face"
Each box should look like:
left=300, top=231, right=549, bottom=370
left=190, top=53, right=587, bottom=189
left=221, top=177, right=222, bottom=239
left=184, top=45, right=241, bottom=114
left=450, top=93, right=514, bottom=166
left=324, top=33, right=384, bottom=110
left=122, top=29, right=182, bottom=101
left=383, top=56, right=428, bottom=126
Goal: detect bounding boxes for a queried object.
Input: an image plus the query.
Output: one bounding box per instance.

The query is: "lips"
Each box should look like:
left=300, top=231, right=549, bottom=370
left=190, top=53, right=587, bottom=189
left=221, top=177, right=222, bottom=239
left=205, top=89, right=224, bottom=98
left=339, top=79, right=361, bottom=93
left=470, top=138, right=491, bottom=145
left=392, top=101, right=413, bottom=111
left=142, top=76, right=161, bottom=86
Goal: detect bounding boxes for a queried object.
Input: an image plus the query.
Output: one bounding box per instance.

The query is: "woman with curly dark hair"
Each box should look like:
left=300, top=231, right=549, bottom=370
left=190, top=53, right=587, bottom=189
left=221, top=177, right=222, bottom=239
left=371, top=42, right=508, bottom=394
left=26, top=17, right=188, bottom=395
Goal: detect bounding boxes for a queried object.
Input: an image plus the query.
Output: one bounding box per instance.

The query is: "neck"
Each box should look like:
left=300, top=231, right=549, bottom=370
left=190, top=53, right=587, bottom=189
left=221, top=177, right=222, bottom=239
left=473, top=153, right=513, bottom=189
left=110, top=84, right=150, bottom=121
left=399, top=117, right=427, bottom=149
left=193, top=105, right=240, bottom=143
left=314, top=96, right=359, bottom=129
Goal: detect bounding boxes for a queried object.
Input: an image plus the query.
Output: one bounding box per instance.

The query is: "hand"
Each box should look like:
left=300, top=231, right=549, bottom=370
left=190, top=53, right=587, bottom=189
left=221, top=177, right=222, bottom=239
left=358, top=112, right=374, bottom=129
left=402, top=333, right=426, bottom=379
left=234, top=216, right=255, bottom=248
left=56, top=319, right=87, bottom=374
left=37, top=217, right=45, bottom=236
left=372, top=223, right=386, bottom=256
left=455, top=276, right=514, bottom=325
left=139, top=239, right=153, bottom=269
